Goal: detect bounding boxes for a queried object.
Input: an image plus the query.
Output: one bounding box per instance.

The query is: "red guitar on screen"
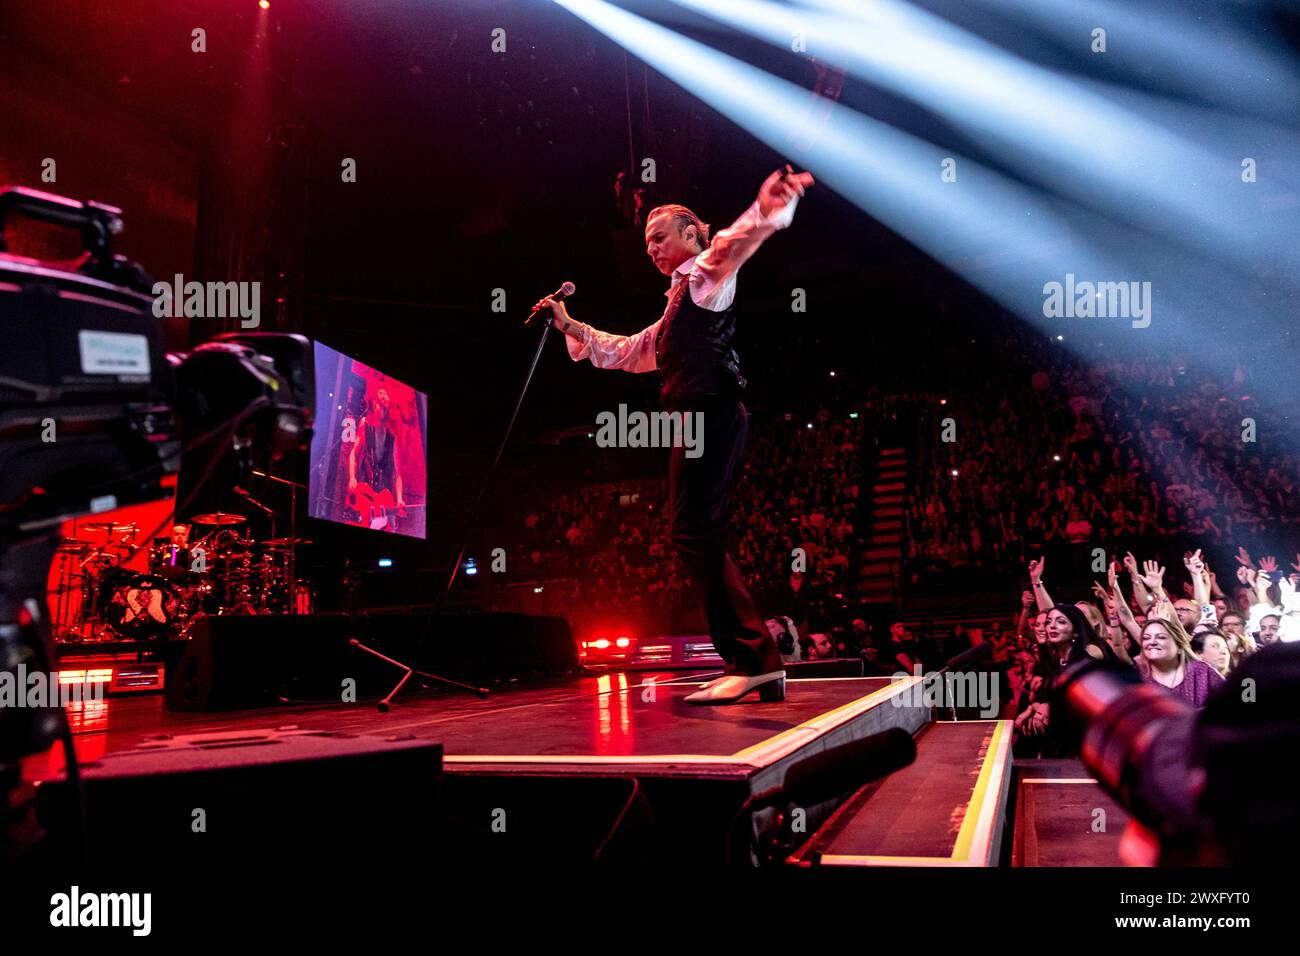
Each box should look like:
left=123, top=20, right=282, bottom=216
left=347, top=482, right=426, bottom=532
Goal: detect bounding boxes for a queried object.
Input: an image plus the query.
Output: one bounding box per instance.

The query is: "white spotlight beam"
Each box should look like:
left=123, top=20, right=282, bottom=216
left=965, top=0, right=1300, bottom=124
left=553, top=0, right=1296, bottom=358
left=555, top=0, right=1122, bottom=283
left=669, top=0, right=1300, bottom=276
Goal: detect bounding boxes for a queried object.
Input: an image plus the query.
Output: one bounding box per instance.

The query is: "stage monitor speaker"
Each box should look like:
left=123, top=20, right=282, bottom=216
left=166, top=611, right=581, bottom=711
left=165, top=613, right=358, bottom=711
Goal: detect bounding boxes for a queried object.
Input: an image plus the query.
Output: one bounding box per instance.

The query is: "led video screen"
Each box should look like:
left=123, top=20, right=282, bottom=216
left=308, top=341, right=428, bottom=539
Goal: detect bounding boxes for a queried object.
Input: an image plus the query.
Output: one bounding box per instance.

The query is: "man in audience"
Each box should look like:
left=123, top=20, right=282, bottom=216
left=882, top=621, right=921, bottom=672
left=1259, top=614, right=1282, bottom=646
left=806, top=632, right=834, bottom=660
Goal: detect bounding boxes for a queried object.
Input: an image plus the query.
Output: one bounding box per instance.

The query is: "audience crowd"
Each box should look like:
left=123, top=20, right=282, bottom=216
left=499, top=404, right=868, bottom=637
left=1006, top=544, right=1296, bottom=756
left=490, top=331, right=1298, bottom=745
left=908, top=338, right=1298, bottom=577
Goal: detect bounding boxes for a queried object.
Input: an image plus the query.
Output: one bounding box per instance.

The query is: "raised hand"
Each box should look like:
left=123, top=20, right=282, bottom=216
left=1237, top=565, right=1257, bottom=587
left=1028, top=556, right=1044, bottom=584
left=1141, top=560, right=1165, bottom=590
left=1208, top=570, right=1222, bottom=595
left=1092, top=581, right=1117, bottom=613
left=1260, top=555, right=1279, bottom=574
left=1030, top=703, right=1050, bottom=735
left=758, top=165, right=815, bottom=218
left=1021, top=590, right=1035, bottom=609
left=1235, top=546, right=1255, bottom=569
left=1107, top=561, right=1120, bottom=590
left=1123, top=551, right=1140, bottom=576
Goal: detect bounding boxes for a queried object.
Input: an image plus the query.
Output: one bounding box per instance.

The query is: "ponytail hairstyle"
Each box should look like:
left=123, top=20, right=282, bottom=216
left=647, top=203, right=711, bottom=250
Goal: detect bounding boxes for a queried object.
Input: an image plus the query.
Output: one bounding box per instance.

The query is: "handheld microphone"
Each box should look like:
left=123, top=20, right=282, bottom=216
left=524, top=281, right=575, bottom=327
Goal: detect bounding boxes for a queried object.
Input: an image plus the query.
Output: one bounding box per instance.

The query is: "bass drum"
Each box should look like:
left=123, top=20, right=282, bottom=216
left=96, top=569, right=180, bottom=640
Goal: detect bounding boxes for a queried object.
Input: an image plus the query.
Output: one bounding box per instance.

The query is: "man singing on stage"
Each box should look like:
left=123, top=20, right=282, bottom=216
left=534, top=165, right=814, bottom=704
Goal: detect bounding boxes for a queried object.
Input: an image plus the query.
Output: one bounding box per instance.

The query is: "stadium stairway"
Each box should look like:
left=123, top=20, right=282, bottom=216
left=856, top=445, right=907, bottom=606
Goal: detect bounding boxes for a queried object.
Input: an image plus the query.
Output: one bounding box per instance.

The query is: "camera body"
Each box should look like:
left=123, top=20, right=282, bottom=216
left=0, top=186, right=314, bottom=769
left=1054, top=646, right=1300, bottom=865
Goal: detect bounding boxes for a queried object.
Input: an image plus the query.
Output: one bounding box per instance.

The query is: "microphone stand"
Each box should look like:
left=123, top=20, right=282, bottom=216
left=234, top=486, right=276, bottom=542
left=353, top=312, right=555, bottom=709
left=934, top=642, right=994, bottom=722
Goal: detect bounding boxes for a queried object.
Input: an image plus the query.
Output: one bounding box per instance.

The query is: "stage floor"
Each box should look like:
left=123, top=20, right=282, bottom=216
left=28, top=671, right=923, bottom=781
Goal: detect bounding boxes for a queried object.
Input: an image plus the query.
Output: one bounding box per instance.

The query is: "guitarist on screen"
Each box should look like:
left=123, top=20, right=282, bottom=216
left=347, top=387, right=407, bottom=530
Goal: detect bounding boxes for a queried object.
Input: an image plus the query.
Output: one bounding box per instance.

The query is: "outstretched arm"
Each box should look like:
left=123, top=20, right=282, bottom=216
left=1123, top=551, right=1153, bottom=609
left=690, top=166, right=813, bottom=308
left=1141, top=560, right=1173, bottom=621
left=1028, top=556, right=1054, bottom=611
left=531, top=289, right=661, bottom=373
left=554, top=307, right=663, bottom=373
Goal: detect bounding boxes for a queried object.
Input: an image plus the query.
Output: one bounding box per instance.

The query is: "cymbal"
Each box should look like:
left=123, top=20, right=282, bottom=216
left=262, top=537, right=312, bottom=548
left=191, top=512, right=247, bottom=526
left=57, top=538, right=94, bottom=554
left=82, top=521, right=138, bottom=533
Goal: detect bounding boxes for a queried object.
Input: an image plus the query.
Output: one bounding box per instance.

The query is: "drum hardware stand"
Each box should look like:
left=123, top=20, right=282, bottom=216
left=252, top=468, right=306, bottom=612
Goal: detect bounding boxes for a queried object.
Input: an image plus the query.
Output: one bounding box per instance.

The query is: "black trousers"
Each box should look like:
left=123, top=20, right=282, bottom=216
left=668, top=394, right=782, bottom=676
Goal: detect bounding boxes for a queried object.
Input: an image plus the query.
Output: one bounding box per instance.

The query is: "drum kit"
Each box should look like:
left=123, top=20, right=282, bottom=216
left=52, top=513, right=315, bottom=643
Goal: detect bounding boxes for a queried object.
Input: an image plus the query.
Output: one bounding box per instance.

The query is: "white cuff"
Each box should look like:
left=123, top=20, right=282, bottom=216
left=753, top=195, right=799, bottom=231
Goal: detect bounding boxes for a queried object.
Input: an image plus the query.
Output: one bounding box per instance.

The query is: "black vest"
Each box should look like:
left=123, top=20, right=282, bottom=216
left=654, top=276, right=746, bottom=411
left=361, top=421, right=397, bottom=493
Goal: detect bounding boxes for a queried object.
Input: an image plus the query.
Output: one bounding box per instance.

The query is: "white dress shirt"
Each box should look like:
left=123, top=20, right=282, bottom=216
left=564, top=196, right=799, bottom=372
left=1247, top=577, right=1300, bottom=642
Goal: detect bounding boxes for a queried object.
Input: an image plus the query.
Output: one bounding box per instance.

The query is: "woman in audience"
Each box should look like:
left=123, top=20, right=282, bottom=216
left=1218, top=610, right=1256, bottom=668
left=1191, top=626, right=1232, bottom=678
left=1081, top=591, right=1132, bottom=665
left=1136, top=617, right=1225, bottom=707
left=1014, top=603, right=1115, bottom=755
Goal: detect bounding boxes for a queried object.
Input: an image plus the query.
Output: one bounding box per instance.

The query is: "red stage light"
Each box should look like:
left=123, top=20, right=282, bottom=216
left=615, top=637, right=630, bottom=648
left=258, top=0, right=270, bottom=9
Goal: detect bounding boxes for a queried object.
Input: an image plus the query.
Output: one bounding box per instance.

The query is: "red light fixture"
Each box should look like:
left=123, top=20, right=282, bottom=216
left=259, top=0, right=270, bottom=9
